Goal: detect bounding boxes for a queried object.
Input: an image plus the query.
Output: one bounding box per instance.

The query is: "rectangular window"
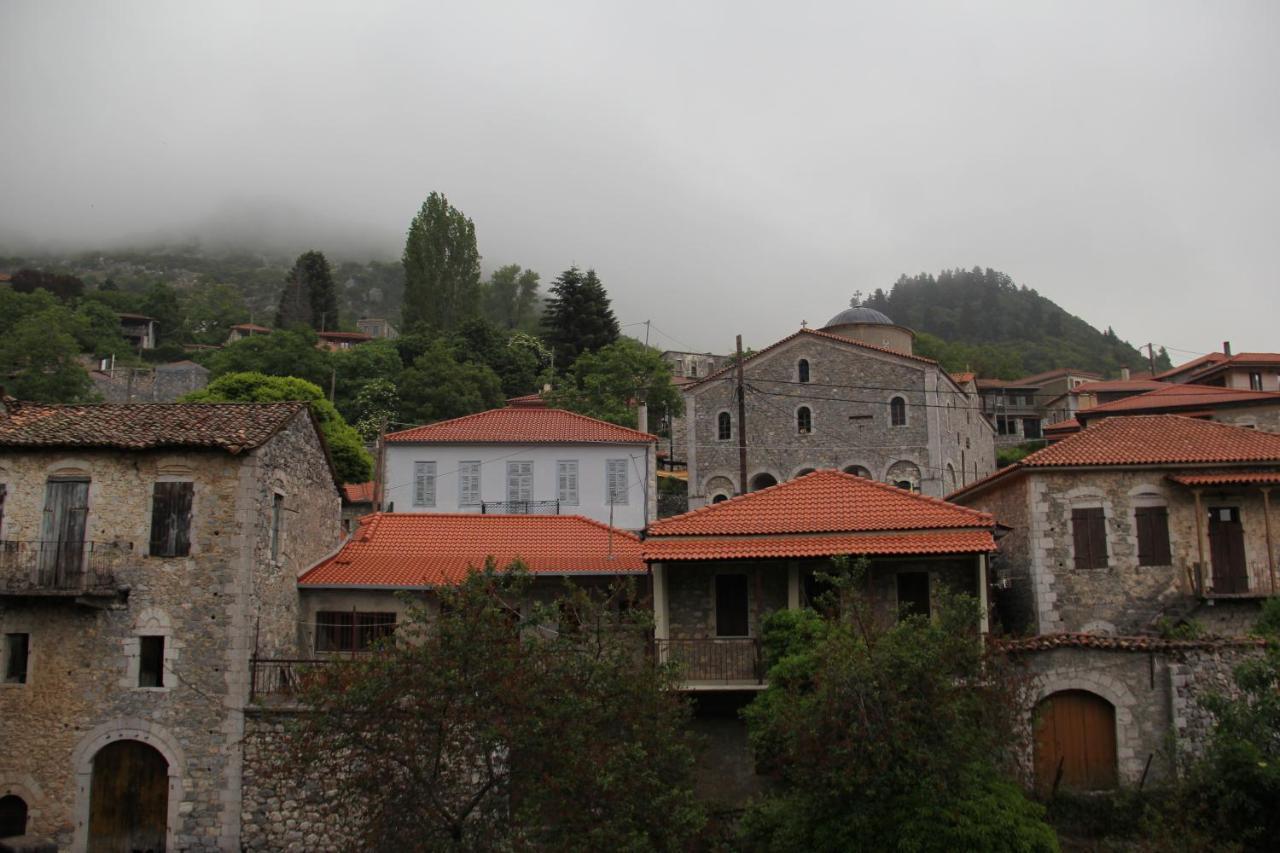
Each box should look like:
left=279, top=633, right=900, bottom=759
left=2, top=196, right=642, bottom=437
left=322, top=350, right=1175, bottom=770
left=149, top=481, right=193, bottom=557
left=715, top=574, right=750, bottom=636
left=1136, top=505, right=1172, bottom=566
left=1023, top=418, right=1042, bottom=439
left=138, top=636, right=164, bottom=687
left=1072, top=507, right=1109, bottom=569
left=315, top=611, right=397, bottom=652
left=1249, top=371, right=1263, bottom=391
left=413, top=461, right=437, bottom=507
left=897, top=572, right=930, bottom=620
left=4, top=633, right=29, bottom=684
left=458, top=461, right=481, bottom=506
left=507, top=461, right=533, bottom=503
left=557, top=461, right=579, bottom=505
left=270, top=493, right=284, bottom=561
left=606, top=459, right=629, bottom=505
left=996, top=416, right=1010, bottom=435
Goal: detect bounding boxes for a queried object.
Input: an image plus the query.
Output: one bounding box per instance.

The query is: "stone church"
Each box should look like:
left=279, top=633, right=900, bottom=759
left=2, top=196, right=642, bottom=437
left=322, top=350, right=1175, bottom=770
left=683, top=302, right=995, bottom=507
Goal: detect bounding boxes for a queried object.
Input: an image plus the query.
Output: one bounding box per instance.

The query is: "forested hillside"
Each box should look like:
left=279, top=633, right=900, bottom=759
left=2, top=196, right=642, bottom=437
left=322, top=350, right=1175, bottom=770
left=863, top=268, right=1171, bottom=379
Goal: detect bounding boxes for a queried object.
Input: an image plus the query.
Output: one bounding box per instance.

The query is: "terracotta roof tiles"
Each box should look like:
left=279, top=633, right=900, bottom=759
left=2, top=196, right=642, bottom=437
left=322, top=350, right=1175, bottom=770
left=342, top=482, right=376, bottom=503
left=385, top=406, right=656, bottom=444
left=1168, top=472, right=1280, bottom=487
left=1078, top=384, right=1280, bottom=418
left=644, top=530, right=995, bottom=561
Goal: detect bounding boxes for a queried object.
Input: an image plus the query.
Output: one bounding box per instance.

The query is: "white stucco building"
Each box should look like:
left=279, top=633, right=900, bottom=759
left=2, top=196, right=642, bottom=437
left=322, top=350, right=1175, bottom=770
left=381, top=399, right=658, bottom=531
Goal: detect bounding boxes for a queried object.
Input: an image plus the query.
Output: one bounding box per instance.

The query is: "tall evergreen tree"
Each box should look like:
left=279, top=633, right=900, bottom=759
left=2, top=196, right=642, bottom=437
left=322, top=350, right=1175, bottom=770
left=276, top=251, right=339, bottom=331
left=541, top=266, right=619, bottom=369
left=401, top=192, right=482, bottom=332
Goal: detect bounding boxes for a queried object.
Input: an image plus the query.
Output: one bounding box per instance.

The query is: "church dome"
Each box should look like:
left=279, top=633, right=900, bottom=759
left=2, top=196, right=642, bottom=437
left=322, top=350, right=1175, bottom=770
left=823, top=303, right=893, bottom=329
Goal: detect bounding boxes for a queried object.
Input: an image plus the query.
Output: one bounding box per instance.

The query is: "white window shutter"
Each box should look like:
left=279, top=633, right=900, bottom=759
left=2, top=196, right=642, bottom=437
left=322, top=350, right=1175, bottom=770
left=558, top=461, right=579, bottom=505
left=459, top=461, right=481, bottom=505
left=414, top=461, right=436, bottom=506
left=606, top=459, right=628, bottom=505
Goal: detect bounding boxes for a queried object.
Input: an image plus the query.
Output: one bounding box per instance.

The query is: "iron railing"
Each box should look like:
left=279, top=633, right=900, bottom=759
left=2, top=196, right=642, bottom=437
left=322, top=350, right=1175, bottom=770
left=481, top=500, right=560, bottom=515
left=654, top=638, right=763, bottom=684
left=0, top=540, right=125, bottom=593
left=250, top=657, right=336, bottom=702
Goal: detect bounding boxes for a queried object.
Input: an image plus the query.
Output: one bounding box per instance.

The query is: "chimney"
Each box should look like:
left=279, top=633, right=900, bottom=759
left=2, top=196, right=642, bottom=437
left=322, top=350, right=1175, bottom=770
left=637, top=400, right=649, bottom=434
left=1120, top=367, right=1130, bottom=380
left=1224, top=341, right=1232, bottom=356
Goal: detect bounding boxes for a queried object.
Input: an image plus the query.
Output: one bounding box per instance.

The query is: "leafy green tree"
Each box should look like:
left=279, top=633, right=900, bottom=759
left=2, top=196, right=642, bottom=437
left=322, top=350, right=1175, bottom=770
left=0, top=311, right=95, bottom=402
left=276, top=251, right=340, bottom=331
left=741, top=559, right=1056, bottom=852
left=541, top=266, right=619, bottom=369
left=351, top=378, right=399, bottom=442
left=482, top=263, right=541, bottom=331
left=330, top=339, right=403, bottom=423
left=140, top=282, right=186, bottom=345
left=448, top=318, right=549, bottom=399
left=71, top=300, right=135, bottom=360
left=183, top=372, right=372, bottom=483
left=398, top=339, right=504, bottom=426
left=546, top=337, right=681, bottom=430
left=182, top=283, right=250, bottom=345
left=205, top=329, right=332, bottom=389
left=0, top=287, right=61, bottom=336
left=10, top=268, right=84, bottom=301
left=402, top=192, right=482, bottom=332
left=282, top=564, right=705, bottom=849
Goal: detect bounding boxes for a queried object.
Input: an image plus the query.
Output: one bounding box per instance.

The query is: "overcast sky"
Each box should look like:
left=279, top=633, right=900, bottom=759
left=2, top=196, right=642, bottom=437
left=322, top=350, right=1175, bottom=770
left=2, top=1, right=1276, bottom=360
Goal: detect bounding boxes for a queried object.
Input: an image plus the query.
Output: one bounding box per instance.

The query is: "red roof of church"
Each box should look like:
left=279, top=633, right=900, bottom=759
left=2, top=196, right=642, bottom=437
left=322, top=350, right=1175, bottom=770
left=385, top=407, right=655, bottom=444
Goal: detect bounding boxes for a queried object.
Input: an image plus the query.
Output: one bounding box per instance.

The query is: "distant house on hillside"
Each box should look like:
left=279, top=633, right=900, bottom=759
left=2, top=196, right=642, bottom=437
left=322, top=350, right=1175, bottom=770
left=316, top=330, right=373, bottom=351
left=1156, top=344, right=1280, bottom=392
left=226, top=323, right=272, bottom=344
left=90, top=360, right=210, bottom=403
left=976, top=368, right=1101, bottom=447
left=356, top=318, right=398, bottom=340
left=661, top=350, right=729, bottom=381
left=118, top=313, right=158, bottom=350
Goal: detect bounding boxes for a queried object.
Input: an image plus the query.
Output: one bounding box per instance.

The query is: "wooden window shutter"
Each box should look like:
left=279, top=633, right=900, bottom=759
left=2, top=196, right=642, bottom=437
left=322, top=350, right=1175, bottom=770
left=1136, top=506, right=1171, bottom=566
left=1072, top=508, right=1106, bottom=569
left=414, top=462, right=436, bottom=506
left=150, top=482, right=193, bottom=558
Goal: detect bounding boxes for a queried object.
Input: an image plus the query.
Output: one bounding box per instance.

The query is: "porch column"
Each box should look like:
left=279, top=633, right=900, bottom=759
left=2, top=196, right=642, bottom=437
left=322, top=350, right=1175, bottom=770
left=652, top=562, right=669, bottom=641
left=1263, top=488, right=1276, bottom=596
left=977, top=553, right=990, bottom=635
left=787, top=559, right=800, bottom=610
left=1192, top=489, right=1207, bottom=595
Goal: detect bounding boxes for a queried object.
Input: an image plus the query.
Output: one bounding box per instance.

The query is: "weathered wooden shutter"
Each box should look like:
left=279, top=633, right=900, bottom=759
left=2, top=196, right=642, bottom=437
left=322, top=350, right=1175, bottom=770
left=414, top=462, right=436, bottom=506
left=1135, top=506, right=1171, bottom=566
left=40, top=479, right=89, bottom=584
left=606, top=459, right=628, bottom=505
left=1072, top=508, right=1107, bottom=569
left=149, top=482, right=193, bottom=557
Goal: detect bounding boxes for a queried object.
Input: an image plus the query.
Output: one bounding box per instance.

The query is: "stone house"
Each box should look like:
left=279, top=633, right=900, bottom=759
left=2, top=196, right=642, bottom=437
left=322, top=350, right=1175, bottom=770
left=355, top=318, right=398, bottom=340
left=89, top=360, right=211, bottom=404
left=118, top=313, right=158, bottom=351
left=976, top=377, right=1046, bottom=447
left=683, top=306, right=994, bottom=506
left=0, top=400, right=341, bottom=850
left=226, top=322, right=272, bottom=344
left=381, top=399, right=657, bottom=531
left=1157, top=345, right=1280, bottom=392
left=1074, top=384, right=1280, bottom=433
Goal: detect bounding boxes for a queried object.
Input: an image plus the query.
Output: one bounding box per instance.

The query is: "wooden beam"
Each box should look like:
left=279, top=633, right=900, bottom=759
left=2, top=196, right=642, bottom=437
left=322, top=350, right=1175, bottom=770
left=1263, top=488, right=1276, bottom=596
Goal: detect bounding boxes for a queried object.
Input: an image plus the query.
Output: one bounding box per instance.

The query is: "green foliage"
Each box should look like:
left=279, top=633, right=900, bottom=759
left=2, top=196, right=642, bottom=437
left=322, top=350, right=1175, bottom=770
left=276, top=251, right=339, bottom=331
left=740, top=558, right=1055, bottom=852
left=447, top=317, right=549, bottom=398
left=541, top=266, right=619, bottom=369
left=183, top=372, right=371, bottom=483
left=10, top=268, right=85, bottom=301
left=283, top=565, right=706, bottom=849
left=867, top=269, right=1172, bottom=377
left=397, top=339, right=505, bottom=426
left=72, top=300, right=133, bottom=359
left=1154, top=616, right=1204, bottom=640
left=0, top=310, right=96, bottom=402
left=351, top=378, right=399, bottom=442
left=401, top=192, right=482, bottom=332
left=205, top=328, right=332, bottom=389
left=997, top=442, right=1041, bottom=469
left=330, top=339, right=403, bottom=422
left=545, top=337, right=682, bottom=429
left=180, top=283, right=250, bottom=345
left=481, top=263, right=541, bottom=331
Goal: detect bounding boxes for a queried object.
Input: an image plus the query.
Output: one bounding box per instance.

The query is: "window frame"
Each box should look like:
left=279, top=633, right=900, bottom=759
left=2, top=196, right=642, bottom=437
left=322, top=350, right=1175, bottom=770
left=138, top=635, right=165, bottom=688
left=557, top=460, right=580, bottom=506
left=896, top=572, right=931, bottom=620
left=717, top=411, right=732, bottom=441
left=890, top=396, right=907, bottom=427
left=3, top=633, right=29, bottom=685
left=315, top=611, right=397, bottom=653
left=1135, top=504, right=1172, bottom=566
left=413, top=461, right=437, bottom=507
left=1071, top=507, right=1109, bottom=569
left=458, top=461, right=482, bottom=506
left=507, top=461, right=534, bottom=503
left=270, top=492, right=284, bottom=562
left=797, top=358, right=811, bottom=383
left=606, top=458, right=629, bottom=506
left=149, top=480, right=194, bottom=558
left=714, top=573, right=750, bottom=637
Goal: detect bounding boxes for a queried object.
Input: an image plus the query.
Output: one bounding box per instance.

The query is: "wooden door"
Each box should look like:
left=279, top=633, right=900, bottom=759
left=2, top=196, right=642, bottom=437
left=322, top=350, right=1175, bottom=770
left=1034, top=690, right=1117, bottom=794
left=39, top=478, right=89, bottom=586
left=1208, top=507, right=1249, bottom=594
left=88, top=740, right=168, bottom=853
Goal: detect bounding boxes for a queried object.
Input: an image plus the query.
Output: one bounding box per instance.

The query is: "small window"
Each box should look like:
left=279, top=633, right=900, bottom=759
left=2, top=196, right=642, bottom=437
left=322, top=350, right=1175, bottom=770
left=270, top=493, right=284, bottom=561
left=4, top=633, right=29, bottom=684
left=1023, top=419, right=1042, bottom=439
left=1136, top=505, right=1172, bottom=566
left=711, top=494, right=729, bottom=504
left=715, top=574, right=750, bottom=636
left=689, top=362, right=698, bottom=378
left=897, top=572, right=930, bottom=619
left=459, top=461, right=481, bottom=506
left=315, top=611, right=397, bottom=652
left=507, top=461, right=533, bottom=503
left=890, top=397, right=907, bottom=427
left=0, top=794, right=28, bottom=839
left=149, top=481, right=193, bottom=557
left=717, top=411, right=732, bottom=441
left=138, top=636, right=164, bottom=687
left=1072, top=508, right=1108, bottom=569
left=895, top=480, right=913, bottom=491
left=413, top=461, right=437, bottom=507
left=798, top=359, right=810, bottom=383
left=606, top=459, right=629, bottom=505
left=1249, top=371, right=1263, bottom=391
left=558, top=460, right=579, bottom=505
left=797, top=406, right=812, bottom=434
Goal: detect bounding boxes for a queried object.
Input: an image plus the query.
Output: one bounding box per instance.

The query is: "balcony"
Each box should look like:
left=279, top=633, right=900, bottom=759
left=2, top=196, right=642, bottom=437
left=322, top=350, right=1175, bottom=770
left=480, top=500, right=561, bottom=515
left=0, top=540, right=128, bottom=604
left=654, top=638, right=764, bottom=689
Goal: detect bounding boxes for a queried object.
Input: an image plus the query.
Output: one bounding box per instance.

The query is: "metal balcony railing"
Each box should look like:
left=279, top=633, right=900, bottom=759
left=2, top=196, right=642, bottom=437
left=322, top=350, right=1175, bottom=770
left=480, top=500, right=560, bottom=515
left=654, top=638, right=763, bottom=684
left=0, top=540, right=125, bottom=594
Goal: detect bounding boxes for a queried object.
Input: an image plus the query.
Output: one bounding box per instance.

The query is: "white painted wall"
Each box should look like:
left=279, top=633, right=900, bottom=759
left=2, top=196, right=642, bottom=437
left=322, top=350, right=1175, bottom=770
left=383, top=442, right=654, bottom=530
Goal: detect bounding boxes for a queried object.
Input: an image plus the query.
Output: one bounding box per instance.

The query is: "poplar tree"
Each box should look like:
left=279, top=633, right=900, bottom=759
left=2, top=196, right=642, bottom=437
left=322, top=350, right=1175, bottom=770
left=541, top=266, right=620, bottom=369
left=401, top=192, right=482, bottom=332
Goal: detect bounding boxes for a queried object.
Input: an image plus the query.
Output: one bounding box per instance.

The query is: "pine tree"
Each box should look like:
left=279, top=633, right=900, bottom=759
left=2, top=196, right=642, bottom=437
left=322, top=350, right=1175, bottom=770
left=401, top=192, right=482, bottom=333
left=541, top=266, right=620, bottom=369
left=276, top=251, right=339, bottom=331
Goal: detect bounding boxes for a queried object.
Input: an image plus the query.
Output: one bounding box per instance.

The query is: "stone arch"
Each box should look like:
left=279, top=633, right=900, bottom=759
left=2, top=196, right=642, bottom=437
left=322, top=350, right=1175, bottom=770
left=704, top=475, right=736, bottom=503
left=1033, top=690, right=1118, bottom=793
left=1030, top=670, right=1141, bottom=785
left=0, top=776, right=42, bottom=840
left=796, top=405, right=813, bottom=435
left=885, top=460, right=921, bottom=491
left=0, top=794, right=26, bottom=839
left=945, top=462, right=958, bottom=494
left=44, top=458, right=93, bottom=477
left=71, top=720, right=186, bottom=853
left=749, top=472, right=779, bottom=492
left=842, top=464, right=873, bottom=479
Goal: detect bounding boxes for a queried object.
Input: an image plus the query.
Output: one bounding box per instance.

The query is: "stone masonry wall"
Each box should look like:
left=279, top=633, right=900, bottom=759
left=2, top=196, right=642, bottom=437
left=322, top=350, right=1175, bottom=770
left=965, top=476, right=1037, bottom=634
left=666, top=561, right=788, bottom=639
left=1169, top=644, right=1266, bottom=767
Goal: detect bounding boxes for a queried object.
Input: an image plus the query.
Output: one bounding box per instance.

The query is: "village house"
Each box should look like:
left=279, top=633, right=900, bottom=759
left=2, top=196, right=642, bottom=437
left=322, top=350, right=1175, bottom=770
left=683, top=303, right=994, bottom=505
left=315, top=330, right=373, bottom=352
left=1156, top=344, right=1280, bottom=392
left=1046, top=383, right=1280, bottom=439
left=0, top=400, right=341, bottom=851
left=225, top=322, right=272, bottom=344
left=355, top=317, right=398, bottom=340
left=380, top=397, right=658, bottom=531
left=88, top=359, right=210, bottom=403
left=977, top=377, right=1046, bottom=447
left=340, top=481, right=375, bottom=534
left=117, top=313, right=158, bottom=351
left=1066, top=372, right=1167, bottom=415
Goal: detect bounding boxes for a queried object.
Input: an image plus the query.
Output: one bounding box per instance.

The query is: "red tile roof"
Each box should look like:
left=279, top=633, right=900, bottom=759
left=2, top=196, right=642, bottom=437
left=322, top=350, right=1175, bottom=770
left=1044, top=418, right=1080, bottom=433
left=0, top=401, right=308, bottom=452
left=1078, top=384, right=1280, bottom=418
left=644, top=530, right=995, bottom=561
left=385, top=407, right=656, bottom=444
left=1015, top=367, right=1103, bottom=385
left=949, top=372, right=976, bottom=385
left=1168, top=472, right=1280, bottom=487
left=317, top=330, right=374, bottom=342
left=1154, top=352, right=1228, bottom=380
left=300, top=513, right=645, bottom=587
left=996, top=633, right=1268, bottom=654
left=975, top=378, right=1041, bottom=390
left=650, top=469, right=993, bottom=536
left=342, top=482, right=376, bottom=503
left=1071, top=378, right=1167, bottom=395
left=230, top=323, right=273, bottom=333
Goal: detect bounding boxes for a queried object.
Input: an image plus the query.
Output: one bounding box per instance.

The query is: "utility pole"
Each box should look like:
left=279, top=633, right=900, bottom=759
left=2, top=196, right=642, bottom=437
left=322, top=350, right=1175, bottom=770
left=644, top=319, right=651, bottom=348
left=1145, top=343, right=1156, bottom=377
left=736, top=334, right=748, bottom=496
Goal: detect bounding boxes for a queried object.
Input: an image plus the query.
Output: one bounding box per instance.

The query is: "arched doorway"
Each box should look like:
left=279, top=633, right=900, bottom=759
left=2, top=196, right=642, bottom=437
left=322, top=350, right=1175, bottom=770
left=1034, top=690, right=1118, bottom=794
left=0, top=795, right=27, bottom=838
left=749, top=472, right=778, bottom=492
left=89, top=740, right=169, bottom=852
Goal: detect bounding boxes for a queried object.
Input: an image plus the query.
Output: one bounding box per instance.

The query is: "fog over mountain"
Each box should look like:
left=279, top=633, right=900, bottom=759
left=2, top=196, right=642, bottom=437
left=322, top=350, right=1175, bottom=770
left=2, top=1, right=1277, bottom=358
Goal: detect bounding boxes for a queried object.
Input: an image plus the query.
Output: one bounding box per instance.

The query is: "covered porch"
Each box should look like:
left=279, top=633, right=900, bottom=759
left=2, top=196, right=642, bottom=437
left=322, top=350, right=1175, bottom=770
left=1170, top=472, right=1280, bottom=599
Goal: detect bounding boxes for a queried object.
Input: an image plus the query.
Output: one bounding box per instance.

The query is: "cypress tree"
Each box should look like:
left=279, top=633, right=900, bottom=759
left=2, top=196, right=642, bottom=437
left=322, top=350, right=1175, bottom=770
left=401, top=192, right=482, bottom=333
left=541, top=265, right=620, bottom=369
left=276, top=251, right=338, bottom=331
